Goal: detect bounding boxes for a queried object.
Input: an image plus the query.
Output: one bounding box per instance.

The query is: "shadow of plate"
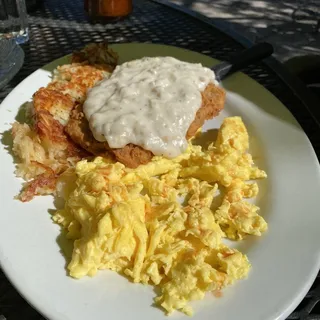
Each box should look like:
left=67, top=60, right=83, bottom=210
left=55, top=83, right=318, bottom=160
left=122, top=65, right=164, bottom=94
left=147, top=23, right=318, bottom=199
left=56, top=229, right=74, bottom=275
left=192, top=129, right=219, bottom=150
left=1, top=101, right=34, bottom=164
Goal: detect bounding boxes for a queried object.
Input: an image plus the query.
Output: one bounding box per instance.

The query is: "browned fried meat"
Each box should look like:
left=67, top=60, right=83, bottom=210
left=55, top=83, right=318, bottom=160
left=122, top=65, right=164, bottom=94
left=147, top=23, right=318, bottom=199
left=35, top=109, right=88, bottom=159
left=64, top=104, right=112, bottom=159
left=65, top=83, right=225, bottom=169
left=186, top=83, right=226, bottom=139
left=65, top=105, right=154, bottom=168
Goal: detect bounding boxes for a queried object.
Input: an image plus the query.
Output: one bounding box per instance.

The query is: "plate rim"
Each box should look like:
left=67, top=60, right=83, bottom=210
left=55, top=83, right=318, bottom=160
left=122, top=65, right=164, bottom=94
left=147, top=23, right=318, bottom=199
left=1, top=42, right=320, bottom=320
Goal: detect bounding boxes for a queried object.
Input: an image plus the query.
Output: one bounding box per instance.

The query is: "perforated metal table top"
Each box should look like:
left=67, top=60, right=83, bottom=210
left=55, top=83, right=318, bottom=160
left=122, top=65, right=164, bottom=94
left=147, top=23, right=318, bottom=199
left=0, top=0, right=320, bottom=319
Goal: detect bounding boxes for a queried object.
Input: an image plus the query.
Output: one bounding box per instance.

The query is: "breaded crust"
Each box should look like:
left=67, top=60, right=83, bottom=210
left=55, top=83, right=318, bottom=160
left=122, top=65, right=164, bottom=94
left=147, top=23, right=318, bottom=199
left=35, top=109, right=88, bottom=159
left=65, top=83, right=225, bottom=168
left=64, top=104, right=112, bottom=158
left=186, top=83, right=225, bottom=138
left=65, top=105, right=154, bottom=168
left=33, top=87, right=75, bottom=126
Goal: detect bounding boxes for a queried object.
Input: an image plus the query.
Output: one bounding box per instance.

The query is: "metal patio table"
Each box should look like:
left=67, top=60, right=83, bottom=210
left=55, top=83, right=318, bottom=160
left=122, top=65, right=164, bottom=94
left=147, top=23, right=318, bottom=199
left=0, top=0, right=320, bottom=319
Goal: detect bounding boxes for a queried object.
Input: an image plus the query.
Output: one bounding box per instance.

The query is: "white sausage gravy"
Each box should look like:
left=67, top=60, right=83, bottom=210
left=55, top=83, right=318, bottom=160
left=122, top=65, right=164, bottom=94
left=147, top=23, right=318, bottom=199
left=83, top=57, right=216, bottom=158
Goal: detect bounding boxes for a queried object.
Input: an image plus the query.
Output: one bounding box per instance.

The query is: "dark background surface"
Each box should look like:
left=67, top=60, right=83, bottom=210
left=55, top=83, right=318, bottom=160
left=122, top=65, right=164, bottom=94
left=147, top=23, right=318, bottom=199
left=1, top=0, right=320, bottom=319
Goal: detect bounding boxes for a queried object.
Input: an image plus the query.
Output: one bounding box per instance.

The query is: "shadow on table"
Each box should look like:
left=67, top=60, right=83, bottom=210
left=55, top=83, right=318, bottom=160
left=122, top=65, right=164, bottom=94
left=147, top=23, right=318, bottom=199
left=170, top=0, right=320, bottom=59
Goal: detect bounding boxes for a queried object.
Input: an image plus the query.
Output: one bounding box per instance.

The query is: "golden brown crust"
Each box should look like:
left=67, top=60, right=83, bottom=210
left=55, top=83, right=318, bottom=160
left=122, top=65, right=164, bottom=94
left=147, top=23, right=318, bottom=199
left=65, top=105, right=113, bottom=158
left=112, top=145, right=154, bottom=168
left=46, top=81, right=87, bottom=103
left=35, top=109, right=88, bottom=159
left=19, top=171, right=57, bottom=202
left=65, top=105, right=154, bottom=168
left=186, top=83, right=226, bottom=139
left=33, top=87, right=75, bottom=125
left=54, top=64, right=111, bottom=89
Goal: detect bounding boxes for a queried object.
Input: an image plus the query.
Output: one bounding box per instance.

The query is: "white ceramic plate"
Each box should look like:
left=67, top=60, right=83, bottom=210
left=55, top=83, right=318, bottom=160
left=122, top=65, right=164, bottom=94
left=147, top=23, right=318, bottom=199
left=1, top=43, right=320, bottom=320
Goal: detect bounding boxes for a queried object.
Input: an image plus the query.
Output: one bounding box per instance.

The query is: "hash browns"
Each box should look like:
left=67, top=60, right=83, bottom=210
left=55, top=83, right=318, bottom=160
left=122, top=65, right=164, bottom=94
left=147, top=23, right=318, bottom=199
left=12, top=43, right=118, bottom=201
left=33, top=88, right=75, bottom=126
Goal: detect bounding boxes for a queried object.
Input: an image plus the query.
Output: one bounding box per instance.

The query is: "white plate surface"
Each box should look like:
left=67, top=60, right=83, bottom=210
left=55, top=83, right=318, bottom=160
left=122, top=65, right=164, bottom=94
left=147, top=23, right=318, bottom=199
left=1, top=43, right=320, bottom=320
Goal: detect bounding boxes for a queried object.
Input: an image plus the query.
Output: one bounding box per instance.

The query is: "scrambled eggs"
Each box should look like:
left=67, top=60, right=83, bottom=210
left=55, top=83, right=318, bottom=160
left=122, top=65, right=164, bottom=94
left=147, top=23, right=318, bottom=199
left=53, top=117, right=267, bottom=316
